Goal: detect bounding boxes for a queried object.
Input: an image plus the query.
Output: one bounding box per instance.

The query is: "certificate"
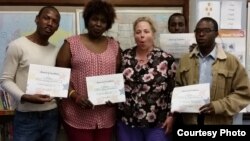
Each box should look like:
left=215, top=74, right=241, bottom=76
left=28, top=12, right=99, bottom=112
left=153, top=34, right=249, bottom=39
left=159, top=33, right=196, bottom=58
left=26, top=64, right=71, bottom=98
left=171, top=83, right=210, bottom=113
left=86, top=73, right=125, bottom=105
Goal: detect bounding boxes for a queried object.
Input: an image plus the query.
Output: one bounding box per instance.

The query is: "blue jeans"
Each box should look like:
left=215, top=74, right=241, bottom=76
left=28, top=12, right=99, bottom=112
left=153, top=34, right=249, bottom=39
left=13, top=108, right=59, bottom=141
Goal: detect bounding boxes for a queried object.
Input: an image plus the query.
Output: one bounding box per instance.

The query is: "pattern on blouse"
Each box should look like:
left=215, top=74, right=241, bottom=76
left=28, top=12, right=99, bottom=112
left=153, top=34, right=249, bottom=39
left=118, top=46, right=176, bottom=128
left=61, top=35, right=118, bottom=129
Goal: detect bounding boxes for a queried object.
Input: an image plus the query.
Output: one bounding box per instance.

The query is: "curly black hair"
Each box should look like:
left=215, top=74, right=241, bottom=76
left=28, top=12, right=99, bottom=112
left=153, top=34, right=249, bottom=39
left=83, top=0, right=116, bottom=30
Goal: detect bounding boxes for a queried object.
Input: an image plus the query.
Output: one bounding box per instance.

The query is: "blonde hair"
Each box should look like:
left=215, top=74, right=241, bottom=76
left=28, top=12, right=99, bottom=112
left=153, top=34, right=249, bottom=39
left=133, top=16, right=156, bottom=34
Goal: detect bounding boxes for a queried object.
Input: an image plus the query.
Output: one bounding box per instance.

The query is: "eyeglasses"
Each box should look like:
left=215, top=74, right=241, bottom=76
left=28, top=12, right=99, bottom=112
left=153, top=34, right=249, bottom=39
left=194, top=28, right=217, bottom=34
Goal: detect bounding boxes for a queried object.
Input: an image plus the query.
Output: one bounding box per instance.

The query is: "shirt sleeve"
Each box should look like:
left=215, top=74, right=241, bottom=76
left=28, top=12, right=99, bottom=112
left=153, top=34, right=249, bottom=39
left=0, top=42, right=25, bottom=102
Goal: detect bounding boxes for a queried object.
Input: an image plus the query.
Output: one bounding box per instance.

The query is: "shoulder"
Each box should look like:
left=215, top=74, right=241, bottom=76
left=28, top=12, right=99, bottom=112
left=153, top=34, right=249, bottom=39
left=107, top=36, right=116, bottom=41
left=180, top=53, right=191, bottom=59
left=66, top=35, right=80, bottom=42
left=153, top=47, right=175, bottom=59
left=107, top=36, right=119, bottom=46
left=225, top=52, right=238, bottom=60
left=224, top=52, right=242, bottom=66
left=9, top=36, right=27, bottom=46
left=178, top=53, right=192, bottom=64
left=122, top=46, right=135, bottom=54
left=7, top=37, right=28, bottom=51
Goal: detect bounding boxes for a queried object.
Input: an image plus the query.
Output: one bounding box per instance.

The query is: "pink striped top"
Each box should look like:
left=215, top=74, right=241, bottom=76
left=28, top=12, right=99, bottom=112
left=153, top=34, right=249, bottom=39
left=60, top=35, right=119, bottom=129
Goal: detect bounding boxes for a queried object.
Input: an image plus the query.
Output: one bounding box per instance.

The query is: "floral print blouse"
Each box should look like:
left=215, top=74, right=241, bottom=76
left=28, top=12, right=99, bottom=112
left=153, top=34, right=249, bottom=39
left=118, top=46, right=177, bottom=128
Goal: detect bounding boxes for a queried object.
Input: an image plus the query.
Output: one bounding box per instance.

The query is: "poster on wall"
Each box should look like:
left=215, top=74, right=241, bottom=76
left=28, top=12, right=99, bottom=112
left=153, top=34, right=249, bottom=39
left=220, top=1, right=242, bottom=29
left=197, top=1, right=221, bottom=25
left=216, top=29, right=246, bottom=67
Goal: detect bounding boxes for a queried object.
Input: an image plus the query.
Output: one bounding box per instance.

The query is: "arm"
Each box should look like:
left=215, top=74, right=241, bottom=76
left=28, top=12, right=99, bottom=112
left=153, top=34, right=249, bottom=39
left=0, top=43, right=51, bottom=104
left=116, top=47, right=122, bottom=73
left=56, top=40, right=74, bottom=93
left=200, top=58, right=250, bottom=115
left=56, top=40, right=93, bottom=108
left=56, top=40, right=72, bottom=68
left=212, top=61, right=250, bottom=115
left=0, top=44, right=24, bottom=102
left=162, top=54, right=176, bottom=134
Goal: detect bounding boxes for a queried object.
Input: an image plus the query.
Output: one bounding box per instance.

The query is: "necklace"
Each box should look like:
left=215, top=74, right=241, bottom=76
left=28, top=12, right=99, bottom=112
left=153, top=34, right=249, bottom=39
left=136, top=57, right=148, bottom=64
left=138, top=59, right=146, bottom=63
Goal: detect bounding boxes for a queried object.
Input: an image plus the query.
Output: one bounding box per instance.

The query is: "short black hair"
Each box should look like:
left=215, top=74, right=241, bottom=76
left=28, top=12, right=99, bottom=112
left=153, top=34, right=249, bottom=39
left=168, top=13, right=186, bottom=26
left=197, top=17, right=218, bottom=31
left=83, top=0, right=116, bottom=30
left=37, top=6, right=60, bottom=19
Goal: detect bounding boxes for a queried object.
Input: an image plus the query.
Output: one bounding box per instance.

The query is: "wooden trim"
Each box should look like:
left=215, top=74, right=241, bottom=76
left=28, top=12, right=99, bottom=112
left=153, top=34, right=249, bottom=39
left=0, top=0, right=189, bottom=29
left=0, top=0, right=186, bottom=6
left=0, top=110, right=14, bottom=116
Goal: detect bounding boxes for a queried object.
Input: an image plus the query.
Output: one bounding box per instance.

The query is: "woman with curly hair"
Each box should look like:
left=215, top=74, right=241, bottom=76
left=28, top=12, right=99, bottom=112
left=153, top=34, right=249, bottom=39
left=56, top=1, right=121, bottom=141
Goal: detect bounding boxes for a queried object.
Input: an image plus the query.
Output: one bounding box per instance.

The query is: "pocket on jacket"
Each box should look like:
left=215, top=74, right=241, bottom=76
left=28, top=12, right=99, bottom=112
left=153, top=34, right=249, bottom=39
left=216, top=69, right=234, bottom=91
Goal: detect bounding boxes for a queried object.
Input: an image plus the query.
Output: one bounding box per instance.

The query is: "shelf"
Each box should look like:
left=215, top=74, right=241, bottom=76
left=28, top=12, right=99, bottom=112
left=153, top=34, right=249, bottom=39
left=0, top=110, right=15, bottom=116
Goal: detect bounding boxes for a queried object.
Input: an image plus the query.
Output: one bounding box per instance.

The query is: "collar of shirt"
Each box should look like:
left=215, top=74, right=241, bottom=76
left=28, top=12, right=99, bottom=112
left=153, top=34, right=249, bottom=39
left=198, top=46, right=217, bottom=60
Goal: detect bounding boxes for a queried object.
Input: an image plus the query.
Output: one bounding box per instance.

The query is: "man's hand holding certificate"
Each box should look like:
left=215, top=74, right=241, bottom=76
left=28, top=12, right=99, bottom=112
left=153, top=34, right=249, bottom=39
left=171, top=83, right=210, bottom=113
left=86, top=73, right=125, bottom=105
left=26, top=64, right=71, bottom=98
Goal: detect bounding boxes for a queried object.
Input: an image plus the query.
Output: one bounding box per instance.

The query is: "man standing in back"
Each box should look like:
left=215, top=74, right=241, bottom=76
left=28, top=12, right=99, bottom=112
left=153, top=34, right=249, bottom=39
left=168, top=13, right=187, bottom=33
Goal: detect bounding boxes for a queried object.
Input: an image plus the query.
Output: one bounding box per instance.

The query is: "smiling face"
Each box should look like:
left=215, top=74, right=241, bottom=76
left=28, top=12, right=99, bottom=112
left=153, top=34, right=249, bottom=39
left=87, top=13, right=107, bottom=39
left=35, top=8, right=60, bottom=38
left=134, top=21, right=155, bottom=51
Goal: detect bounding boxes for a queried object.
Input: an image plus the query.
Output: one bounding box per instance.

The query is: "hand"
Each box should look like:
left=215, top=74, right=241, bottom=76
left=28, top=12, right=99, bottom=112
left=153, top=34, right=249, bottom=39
left=161, top=115, right=174, bottom=134
left=199, top=103, right=215, bottom=114
left=21, top=94, right=52, bottom=104
left=105, top=100, right=116, bottom=107
left=74, top=95, right=94, bottom=109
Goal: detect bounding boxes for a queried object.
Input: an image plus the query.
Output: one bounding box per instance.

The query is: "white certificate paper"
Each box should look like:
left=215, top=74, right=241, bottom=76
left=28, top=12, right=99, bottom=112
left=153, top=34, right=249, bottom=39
left=160, top=33, right=196, bottom=58
left=26, top=64, right=71, bottom=98
left=86, top=73, right=125, bottom=105
left=171, top=83, right=210, bottom=113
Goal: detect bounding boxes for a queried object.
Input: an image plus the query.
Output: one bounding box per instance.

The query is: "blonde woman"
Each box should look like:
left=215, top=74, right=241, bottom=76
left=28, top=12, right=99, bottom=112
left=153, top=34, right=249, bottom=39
left=117, top=17, right=176, bottom=141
